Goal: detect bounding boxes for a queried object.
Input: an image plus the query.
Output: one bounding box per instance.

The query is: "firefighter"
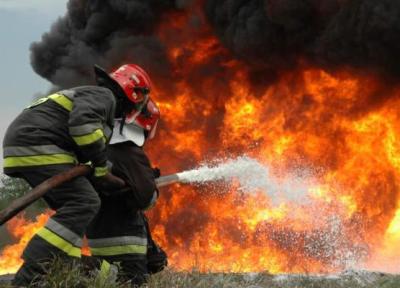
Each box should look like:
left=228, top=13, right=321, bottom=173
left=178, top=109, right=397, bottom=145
left=2, top=64, right=151, bottom=286
left=86, top=67, right=167, bottom=287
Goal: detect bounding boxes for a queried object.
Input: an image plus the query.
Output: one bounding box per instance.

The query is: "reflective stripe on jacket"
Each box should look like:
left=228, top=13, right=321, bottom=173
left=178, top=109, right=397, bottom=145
left=3, top=145, right=77, bottom=168
left=88, top=235, right=148, bottom=256
left=37, top=218, right=83, bottom=258
left=3, top=86, right=115, bottom=176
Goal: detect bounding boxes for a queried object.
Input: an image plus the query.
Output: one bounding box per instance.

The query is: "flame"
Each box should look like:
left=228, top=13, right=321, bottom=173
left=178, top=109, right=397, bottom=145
left=0, top=211, right=93, bottom=274
left=145, top=8, right=400, bottom=273
left=2, top=4, right=400, bottom=276
left=0, top=213, right=51, bottom=274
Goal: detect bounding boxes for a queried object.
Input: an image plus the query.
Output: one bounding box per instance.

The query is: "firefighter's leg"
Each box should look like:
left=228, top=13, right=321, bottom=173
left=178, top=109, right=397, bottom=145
left=12, top=165, right=101, bottom=286
left=93, top=254, right=148, bottom=287
left=120, top=255, right=148, bottom=287
left=142, top=213, right=168, bottom=273
left=87, top=205, right=148, bottom=287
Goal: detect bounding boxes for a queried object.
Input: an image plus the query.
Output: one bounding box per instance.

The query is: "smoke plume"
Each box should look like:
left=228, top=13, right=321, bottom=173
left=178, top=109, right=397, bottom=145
left=206, top=0, right=400, bottom=78
left=30, top=0, right=188, bottom=88
left=31, top=0, right=400, bottom=89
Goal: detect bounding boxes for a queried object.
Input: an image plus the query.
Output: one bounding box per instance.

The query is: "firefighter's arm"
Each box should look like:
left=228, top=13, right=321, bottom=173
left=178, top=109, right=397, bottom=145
left=108, top=143, right=158, bottom=210
left=68, top=87, right=116, bottom=177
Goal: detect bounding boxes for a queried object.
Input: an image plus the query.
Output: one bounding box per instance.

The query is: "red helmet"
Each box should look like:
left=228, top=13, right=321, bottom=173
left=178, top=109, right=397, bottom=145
left=94, top=63, right=160, bottom=139
left=110, top=64, right=152, bottom=104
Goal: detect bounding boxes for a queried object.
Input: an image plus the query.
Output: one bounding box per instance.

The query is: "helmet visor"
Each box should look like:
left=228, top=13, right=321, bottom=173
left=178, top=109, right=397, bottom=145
left=131, top=87, right=150, bottom=103
left=125, top=98, right=160, bottom=140
left=125, top=94, right=149, bottom=124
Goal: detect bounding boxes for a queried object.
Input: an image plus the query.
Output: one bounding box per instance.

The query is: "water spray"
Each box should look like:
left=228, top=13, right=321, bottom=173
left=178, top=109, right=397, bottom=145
left=158, top=156, right=271, bottom=192
left=160, top=156, right=312, bottom=202
left=0, top=157, right=270, bottom=226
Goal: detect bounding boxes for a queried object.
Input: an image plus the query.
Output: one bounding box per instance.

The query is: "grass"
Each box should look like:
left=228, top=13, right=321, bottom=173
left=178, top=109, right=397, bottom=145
left=0, top=258, right=124, bottom=288
left=145, top=270, right=400, bottom=288
left=0, top=260, right=399, bottom=287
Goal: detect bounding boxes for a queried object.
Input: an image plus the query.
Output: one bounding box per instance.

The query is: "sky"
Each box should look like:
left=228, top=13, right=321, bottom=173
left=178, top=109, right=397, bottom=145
left=0, top=0, right=68, bottom=166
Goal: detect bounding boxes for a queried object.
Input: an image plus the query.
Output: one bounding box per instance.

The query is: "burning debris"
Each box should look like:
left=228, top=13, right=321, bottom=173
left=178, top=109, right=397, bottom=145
left=2, top=0, right=400, bottom=276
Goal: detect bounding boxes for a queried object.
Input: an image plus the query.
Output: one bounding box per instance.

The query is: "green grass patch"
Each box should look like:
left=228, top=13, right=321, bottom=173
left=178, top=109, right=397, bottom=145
left=1, top=263, right=399, bottom=288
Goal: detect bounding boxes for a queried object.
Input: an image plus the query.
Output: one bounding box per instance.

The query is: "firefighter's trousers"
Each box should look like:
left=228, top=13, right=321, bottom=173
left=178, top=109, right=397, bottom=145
left=86, top=196, right=167, bottom=287
left=12, top=164, right=101, bottom=286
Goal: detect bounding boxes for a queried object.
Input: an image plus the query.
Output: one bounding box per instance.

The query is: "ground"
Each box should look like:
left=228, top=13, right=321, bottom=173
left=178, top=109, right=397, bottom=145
left=1, top=268, right=399, bottom=288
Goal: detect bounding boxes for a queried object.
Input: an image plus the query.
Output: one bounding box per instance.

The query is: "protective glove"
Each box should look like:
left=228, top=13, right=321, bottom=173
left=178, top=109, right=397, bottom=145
left=152, top=167, right=161, bottom=179
left=92, top=172, right=126, bottom=192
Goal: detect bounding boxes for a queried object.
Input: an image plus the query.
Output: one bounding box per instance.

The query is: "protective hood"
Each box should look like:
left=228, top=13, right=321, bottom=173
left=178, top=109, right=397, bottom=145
left=110, top=120, right=145, bottom=147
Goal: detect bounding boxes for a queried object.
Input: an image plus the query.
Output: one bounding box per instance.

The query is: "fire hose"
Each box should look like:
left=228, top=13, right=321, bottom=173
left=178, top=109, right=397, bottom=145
left=0, top=165, right=181, bottom=226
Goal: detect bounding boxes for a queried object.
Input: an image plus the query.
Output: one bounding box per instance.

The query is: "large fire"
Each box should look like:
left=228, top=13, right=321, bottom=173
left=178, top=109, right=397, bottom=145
left=1, top=3, right=400, bottom=276
left=147, top=67, right=400, bottom=274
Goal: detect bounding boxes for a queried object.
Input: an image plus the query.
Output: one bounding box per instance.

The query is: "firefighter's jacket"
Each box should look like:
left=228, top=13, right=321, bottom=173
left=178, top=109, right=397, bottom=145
left=3, top=86, right=116, bottom=177
left=87, top=141, right=158, bottom=260
left=101, top=141, right=158, bottom=210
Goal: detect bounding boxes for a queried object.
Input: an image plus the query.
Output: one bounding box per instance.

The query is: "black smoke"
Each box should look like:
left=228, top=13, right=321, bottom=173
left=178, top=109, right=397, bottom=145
left=30, top=0, right=191, bottom=88
left=205, top=0, right=400, bottom=79
left=31, top=0, right=400, bottom=89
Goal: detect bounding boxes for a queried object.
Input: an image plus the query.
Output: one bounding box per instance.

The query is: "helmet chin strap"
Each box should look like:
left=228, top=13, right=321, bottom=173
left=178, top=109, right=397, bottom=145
left=119, top=113, right=127, bottom=135
left=117, top=92, right=144, bottom=135
left=134, top=94, right=150, bottom=116
left=119, top=94, right=150, bottom=135
left=120, top=94, right=150, bottom=133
